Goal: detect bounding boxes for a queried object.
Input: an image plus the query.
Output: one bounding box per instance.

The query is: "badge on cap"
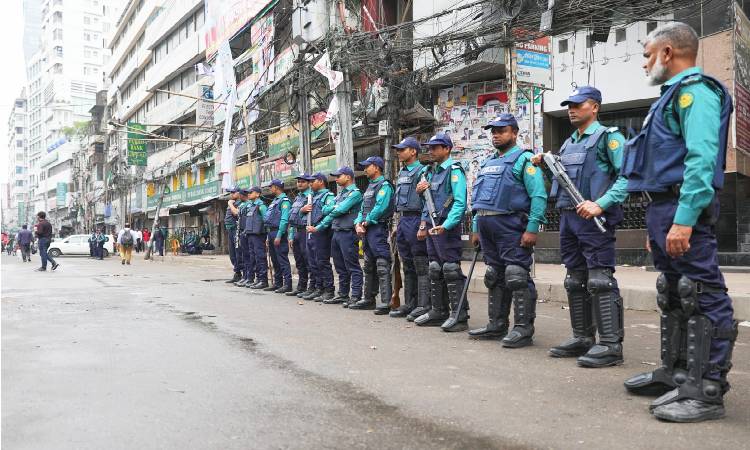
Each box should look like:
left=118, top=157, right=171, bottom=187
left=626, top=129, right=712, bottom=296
left=678, top=92, right=694, bottom=109
left=572, top=89, right=579, bottom=95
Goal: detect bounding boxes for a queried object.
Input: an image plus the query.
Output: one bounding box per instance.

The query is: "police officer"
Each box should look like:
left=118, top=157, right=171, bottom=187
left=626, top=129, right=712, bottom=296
left=351, top=157, right=394, bottom=314
left=303, top=172, right=336, bottom=302
left=287, top=174, right=314, bottom=297
left=413, top=133, right=469, bottom=332
left=245, top=187, right=270, bottom=289
left=234, top=189, right=252, bottom=287
left=224, top=187, right=243, bottom=283
left=311, top=167, right=363, bottom=306
left=263, top=179, right=293, bottom=293
left=531, top=86, right=628, bottom=366
left=88, top=231, right=96, bottom=258
left=620, top=23, right=737, bottom=423
left=389, top=137, right=430, bottom=320
left=468, top=115, right=547, bottom=346
left=94, top=229, right=107, bottom=260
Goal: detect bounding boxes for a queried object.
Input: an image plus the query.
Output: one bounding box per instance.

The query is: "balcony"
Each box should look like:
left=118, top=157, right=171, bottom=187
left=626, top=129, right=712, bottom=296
left=146, top=81, right=203, bottom=127
left=144, top=0, right=203, bottom=50
left=107, top=48, right=152, bottom=104
left=145, top=32, right=203, bottom=91
left=106, top=1, right=156, bottom=74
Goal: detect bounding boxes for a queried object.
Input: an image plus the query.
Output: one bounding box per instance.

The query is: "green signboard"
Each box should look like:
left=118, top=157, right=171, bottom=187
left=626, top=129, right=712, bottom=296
left=147, top=180, right=222, bottom=209
left=127, top=122, right=148, bottom=166
left=17, top=201, right=25, bottom=225
left=56, top=182, right=67, bottom=207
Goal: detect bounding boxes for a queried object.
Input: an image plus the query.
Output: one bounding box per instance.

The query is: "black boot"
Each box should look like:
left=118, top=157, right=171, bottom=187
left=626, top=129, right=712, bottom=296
left=323, top=290, right=347, bottom=304
left=441, top=262, right=469, bottom=332
left=374, top=258, right=392, bottom=315
left=391, top=260, right=417, bottom=318
left=286, top=282, right=307, bottom=297
left=235, top=278, right=248, bottom=287
left=350, top=257, right=377, bottom=310
left=303, top=288, right=322, bottom=300
left=226, top=272, right=242, bottom=283
left=251, top=280, right=269, bottom=290
left=298, top=288, right=314, bottom=299
left=578, top=269, right=624, bottom=367
left=502, top=265, right=536, bottom=348
left=318, top=287, right=336, bottom=302
left=343, top=296, right=359, bottom=308
left=275, top=282, right=293, bottom=294
left=550, top=269, right=596, bottom=357
left=469, top=266, right=511, bottom=339
left=406, top=256, right=430, bottom=321
left=415, top=262, right=448, bottom=326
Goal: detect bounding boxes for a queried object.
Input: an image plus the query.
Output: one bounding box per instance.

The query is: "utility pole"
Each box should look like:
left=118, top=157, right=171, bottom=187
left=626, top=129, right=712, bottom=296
left=329, top=0, right=354, bottom=170
left=298, top=65, right=312, bottom=174
left=505, top=25, right=518, bottom=114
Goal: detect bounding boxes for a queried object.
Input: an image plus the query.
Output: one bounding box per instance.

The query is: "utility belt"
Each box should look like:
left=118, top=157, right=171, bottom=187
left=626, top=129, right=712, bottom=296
left=332, top=227, right=354, bottom=232
left=294, top=225, right=307, bottom=231
left=398, top=211, right=422, bottom=217
left=476, top=209, right=526, bottom=217
left=644, top=184, right=719, bottom=225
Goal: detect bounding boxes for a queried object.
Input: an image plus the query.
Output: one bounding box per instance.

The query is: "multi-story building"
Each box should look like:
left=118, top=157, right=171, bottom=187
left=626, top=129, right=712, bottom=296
left=5, top=92, right=29, bottom=230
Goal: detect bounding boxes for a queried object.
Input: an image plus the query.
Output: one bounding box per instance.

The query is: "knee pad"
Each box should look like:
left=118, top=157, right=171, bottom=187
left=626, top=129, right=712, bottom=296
left=505, top=265, right=528, bottom=291
left=656, top=273, right=672, bottom=312
left=677, top=275, right=699, bottom=316
left=484, top=265, right=501, bottom=289
left=563, top=269, right=587, bottom=292
left=586, top=268, right=617, bottom=294
left=376, top=258, right=390, bottom=276
left=428, top=261, right=442, bottom=280
left=442, top=262, right=463, bottom=282
left=414, top=256, right=429, bottom=276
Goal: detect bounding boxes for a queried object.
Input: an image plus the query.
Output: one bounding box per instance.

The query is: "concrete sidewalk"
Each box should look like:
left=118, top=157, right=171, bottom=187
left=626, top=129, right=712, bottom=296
left=155, top=253, right=750, bottom=320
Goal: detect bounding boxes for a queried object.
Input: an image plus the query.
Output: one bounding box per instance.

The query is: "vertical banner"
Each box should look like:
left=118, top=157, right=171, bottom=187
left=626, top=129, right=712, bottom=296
left=18, top=201, right=26, bottom=225
left=56, top=182, right=67, bottom=207
left=127, top=122, right=148, bottom=166
left=197, top=84, right=215, bottom=126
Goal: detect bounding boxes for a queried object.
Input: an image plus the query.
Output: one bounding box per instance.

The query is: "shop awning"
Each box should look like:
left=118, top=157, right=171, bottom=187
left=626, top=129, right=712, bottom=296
left=168, top=198, right=216, bottom=215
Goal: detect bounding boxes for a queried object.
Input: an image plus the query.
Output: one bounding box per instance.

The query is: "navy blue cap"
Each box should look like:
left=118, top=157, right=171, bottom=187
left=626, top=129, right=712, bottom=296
left=424, top=132, right=453, bottom=148
left=294, top=173, right=314, bottom=181
left=392, top=136, right=420, bottom=150
left=483, top=113, right=518, bottom=129
left=225, top=186, right=239, bottom=193
left=270, top=179, right=284, bottom=188
left=238, top=188, right=250, bottom=195
left=330, top=166, right=355, bottom=178
left=312, top=172, right=328, bottom=182
left=250, top=186, right=262, bottom=194
left=560, top=86, right=602, bottom=106
left=357, top=156, right=385, bottom=169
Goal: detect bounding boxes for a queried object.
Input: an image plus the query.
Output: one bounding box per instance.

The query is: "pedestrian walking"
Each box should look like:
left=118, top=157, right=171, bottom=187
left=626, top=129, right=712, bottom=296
left=34, top=212, right=59, bottom=272
left=531, top=87, right=628, bottom=366
left=95, top=229, right=108, bottom=260
left=117, top=224, right=138, bottom=265
left=390, top=137, right=430, bottom=320
left=310, top=168, right=363, bottom=305
left=134, top=228, right=143, bottom=253
left=287, top=174, right=314, bottom=297
left=413, top=133, right=469, bottom=331
left=16, top=225, right=33, bottom=262
left=245, top=186, right=269, bottom=289
left=351, top=157, right=395, bottom=314
left=620, top=22, right=737, bottom=423
left=262, top=179, right=293, bottom=293
left=467, top=115, right=547, bottom=344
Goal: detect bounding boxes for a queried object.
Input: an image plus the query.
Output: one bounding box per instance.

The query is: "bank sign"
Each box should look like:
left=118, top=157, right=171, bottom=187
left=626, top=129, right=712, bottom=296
left=515, top=37, right=553, bottom=90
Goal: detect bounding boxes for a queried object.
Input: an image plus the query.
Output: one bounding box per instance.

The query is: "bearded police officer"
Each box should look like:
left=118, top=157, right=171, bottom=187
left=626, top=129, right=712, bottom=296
left=531, top=86, right=628, bottom=366
left=263, top=179, right=293, bottom=293
left=245, top=186, right=269, bottom=290
left=304, top=172, right=336, bottom=302
left=287, top=174, right=314, bottom=297
left=620, top=23, right=737, bottom=423
left=413, top=133, right=469, bottom=332
left=224, top=187, right=243, bottom=283
left=389, top=137, right=430, bottom=320
left=352, top=157, right=395, bottom=314
left=467, top=116, right=546, bottom=345
left=312, top=167, right=363, bottom=306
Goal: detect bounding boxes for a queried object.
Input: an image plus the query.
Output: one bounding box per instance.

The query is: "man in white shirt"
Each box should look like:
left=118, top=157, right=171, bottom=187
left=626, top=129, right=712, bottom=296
left=117, top=224, right=138, bottom=265
left=134, top=229, right=143, bottom=252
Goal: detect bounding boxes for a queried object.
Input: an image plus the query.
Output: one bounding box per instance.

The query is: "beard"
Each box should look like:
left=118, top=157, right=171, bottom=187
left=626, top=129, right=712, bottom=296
left=647, top=56, right=669, bottom=85
left=493, top=140, right=515, bottom=152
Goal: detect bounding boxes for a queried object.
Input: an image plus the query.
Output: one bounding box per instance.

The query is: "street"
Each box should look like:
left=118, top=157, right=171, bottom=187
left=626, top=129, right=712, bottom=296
left=2, top=254, right=749, bottom=449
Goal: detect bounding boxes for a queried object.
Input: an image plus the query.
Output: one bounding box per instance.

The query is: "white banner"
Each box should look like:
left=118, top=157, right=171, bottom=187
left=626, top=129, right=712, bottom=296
left=314, top=52, right=344, bottom=91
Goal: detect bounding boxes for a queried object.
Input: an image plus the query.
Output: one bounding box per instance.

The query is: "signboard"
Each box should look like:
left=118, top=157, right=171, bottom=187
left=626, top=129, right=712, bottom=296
left=515, top=37, right=553, bottom=90
left=56, top=182, right=67, bottom=207
left=147, top=180, right=222, bottom=209
left=204, top=0, right=273, bottom=57
left=736, top=83, right=750, bottom=153
left=197, top=85, right=215, bottom=126
left=735, top=3, right=750, bottom=90
left=127, top=122, right=148, bottom=166
left=17, top=201, right=25, bottom=225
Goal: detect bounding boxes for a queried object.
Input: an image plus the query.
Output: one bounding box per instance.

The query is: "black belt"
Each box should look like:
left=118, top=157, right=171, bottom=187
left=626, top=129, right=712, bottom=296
left=399, top=211, right=421, bottom=216
left=333, top=228, right=354, bottom=232
left=294, top=225, right=306, bottom=230
left=644, top=191, right=679, bottom=202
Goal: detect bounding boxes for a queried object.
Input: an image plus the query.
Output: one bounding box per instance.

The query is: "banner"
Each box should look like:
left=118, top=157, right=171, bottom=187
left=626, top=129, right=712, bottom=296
left=204, top=0, right=273, bottom=57
left=515, top=37, right=553, bottom=90
left=17, top=201, right=26, bottom=225
left=56, top=182, right=67, bottom=208
left=197, top=84, right=215, bottom=126
left=127, top=122, right=148, bottom=166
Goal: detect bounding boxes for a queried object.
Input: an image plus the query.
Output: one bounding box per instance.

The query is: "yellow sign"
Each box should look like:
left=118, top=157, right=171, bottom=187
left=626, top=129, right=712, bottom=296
left=678, top=92, right=694, bottom=109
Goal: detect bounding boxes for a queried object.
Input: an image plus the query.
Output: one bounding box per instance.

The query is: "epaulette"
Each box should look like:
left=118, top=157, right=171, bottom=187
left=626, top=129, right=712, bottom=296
left=680, top=73, right=703, bottom=86
left=606, top=126, right=619, bottom=133
left=450, top=162, right=465, bottom=173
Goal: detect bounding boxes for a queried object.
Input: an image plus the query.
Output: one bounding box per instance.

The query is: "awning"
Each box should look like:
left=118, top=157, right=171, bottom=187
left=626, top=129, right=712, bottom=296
left=168, top=198, right=216, bottom=215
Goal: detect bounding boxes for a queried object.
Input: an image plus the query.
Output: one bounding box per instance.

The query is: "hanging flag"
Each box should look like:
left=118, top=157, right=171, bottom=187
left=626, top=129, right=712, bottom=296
left=314, top=52, right=344, bottom=91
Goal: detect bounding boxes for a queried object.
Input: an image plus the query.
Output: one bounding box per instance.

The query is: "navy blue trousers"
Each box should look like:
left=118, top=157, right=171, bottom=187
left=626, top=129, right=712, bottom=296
left=267, top=231, right=292, bottom=286
left=646, top=198, right=734, bottom=380
left=332, top=229, right=363, bottom=297
left=249, top=234, right=268, bottom=283
left=559, top=208, right=622, bottom=270
left=396, top=215, right=427, bottom=260
left=477, top=214, right=535, bottom=293
left=227, top=229, right=241, bottom=273
left=307, top=228, right=334, bottom=290
left=291, top=228, right=309, bottom=289
left=240, top=234, right=255, bottom=282
left=363, top=223, right=391, bottom=261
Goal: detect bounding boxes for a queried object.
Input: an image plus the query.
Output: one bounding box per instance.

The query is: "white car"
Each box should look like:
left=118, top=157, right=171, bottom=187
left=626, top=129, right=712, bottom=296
left=48, top=234, right=114, bottom=258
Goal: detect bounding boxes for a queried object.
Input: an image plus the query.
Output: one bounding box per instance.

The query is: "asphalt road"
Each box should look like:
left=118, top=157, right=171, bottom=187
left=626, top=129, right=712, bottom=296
left=2, top=253, right=749, bottom=449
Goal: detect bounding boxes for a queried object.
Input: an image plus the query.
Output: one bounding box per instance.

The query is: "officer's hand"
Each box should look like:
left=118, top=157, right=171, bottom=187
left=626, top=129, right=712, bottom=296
left=576, top=200, right=604, bottom=219
left=306, top=226, right=316, bottom=233
left=417, top=228, right=428, bottom=241
left=646, top=237, right=652, bottom=253
left=429, top=226, right=445, bottom=235
left=228, top=199, right=235, bottom=205
left=274, top=237, right=281, bottom=247
left=300, top=204, right=313, bottom=213
left=416, top=181, right=429, bottom=194
left=356, top=224, right=366, bottom=238
left=470, top=233, right=481, bottom=248
left=520, top=232, right=537, bottom=248
left=666, top=224, right=692, bottom=258
left=530, top=154, right=544, bottom=167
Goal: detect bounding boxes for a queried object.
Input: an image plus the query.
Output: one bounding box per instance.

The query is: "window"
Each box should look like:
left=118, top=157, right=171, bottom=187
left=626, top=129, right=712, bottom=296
left=84, top=32, right=91, bottom=41
left=646, top=21, right=658, bottom=34
left=615, top=28, right=626, bottom=43
left=195, top=8, right=205, bottom=28
left=53, top=29, right=63, bottom=40
left=16, top=127, right=23, bottom=134
left=84, top=16, right=90, bottom=25
left=84, top=48, right=91, bottom=58
left=17, top=140, right=23, bottom=147
left=558, top=39, right=568, bottom=53
left=585, top=35, right=593, bottom=48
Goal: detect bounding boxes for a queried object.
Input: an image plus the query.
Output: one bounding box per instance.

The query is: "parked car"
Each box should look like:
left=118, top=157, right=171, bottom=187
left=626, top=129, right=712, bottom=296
left=48, top=234, right=114, bottom=258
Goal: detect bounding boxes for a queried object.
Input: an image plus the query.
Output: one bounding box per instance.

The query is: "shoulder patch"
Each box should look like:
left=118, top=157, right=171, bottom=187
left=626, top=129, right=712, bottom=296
left=377, top=189, right=386, bottom=197
left=526, top=165, right=537, bottom=176
left=678, top=92, right=694, bottom=109
left=282, top=203, right=289, bottom=209
left=608, top=139, right=620, bottom=151
left=451, top=174, right=459, bottom=182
